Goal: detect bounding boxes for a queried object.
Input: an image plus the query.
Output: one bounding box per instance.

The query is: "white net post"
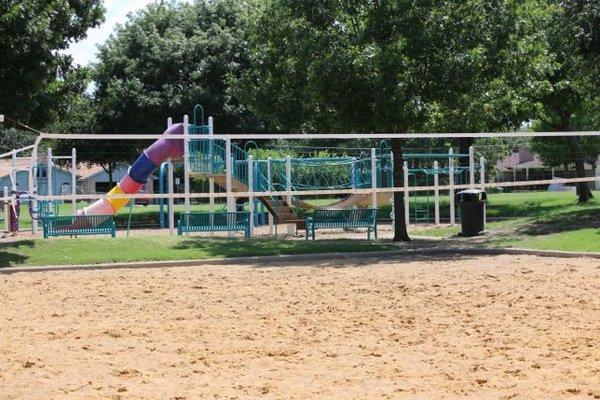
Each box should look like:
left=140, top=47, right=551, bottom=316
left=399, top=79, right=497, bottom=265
left=225, top=138, right=234, bottom=212
left=168, top=161, right=175, bottom=235
left=469, top=145, right=475, bottom=188
left=183, top=115, right=191, bottom=213
left=480, top=157, right=486, bottom=191
left=3, top=186, right=8, bottom=233
left=403, top=160, right=409, bottom=227
left=208, top=116, right=215, bottom=211
left=371, top=148, right=377, bottom=208
left=267, top=157, right=274, bottom=236
left=481, top=156, right=487, bottom=230
left=285, top=156, right=293, bottom=235
left=47, top=148, right=53, bottom=201
left=248, top=155, right=254, bottom=237
left=434, top=160, right=440, bottom=225
left=449, top=148, right=456, bottom=225
left=71, top=148, right=77, bottom=215
left=10, top=150, right=16, bottom=192
left=10, top=150, right=19, bottom=231
left=28, top=147, right=37, bottom=233
left=286, top=155, right=292, bottom=206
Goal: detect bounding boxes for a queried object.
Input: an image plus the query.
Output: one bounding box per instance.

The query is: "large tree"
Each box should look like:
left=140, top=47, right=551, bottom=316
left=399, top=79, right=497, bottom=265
left=238, top=0, right=551, bottom=241
left=93, top=0, right=261, bottom=135
left=0, top=0, right=104, bottom=125
left=418, top=1, right=552, bottom=165
left=532, top=0, right=600, bottom=202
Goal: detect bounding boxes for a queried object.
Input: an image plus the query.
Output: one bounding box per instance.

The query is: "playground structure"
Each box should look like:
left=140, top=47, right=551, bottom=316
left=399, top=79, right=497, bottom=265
left=1, top=145, right=77, bottom=233
left=1, top=105, right=490, bottom=237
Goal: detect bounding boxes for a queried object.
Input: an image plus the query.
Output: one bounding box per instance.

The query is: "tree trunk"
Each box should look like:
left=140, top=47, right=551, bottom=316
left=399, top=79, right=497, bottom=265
left=391, top=138, right=410, bottom=242
left=566, top=136, right=593, bottom=203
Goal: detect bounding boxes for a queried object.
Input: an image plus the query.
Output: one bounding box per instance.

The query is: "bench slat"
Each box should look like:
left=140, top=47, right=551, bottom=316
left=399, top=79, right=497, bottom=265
left=42, top=215, right=116, bottom=238
left=306, top=208, right=378, bottom=240
left=178, top=212, right=250, bottom=237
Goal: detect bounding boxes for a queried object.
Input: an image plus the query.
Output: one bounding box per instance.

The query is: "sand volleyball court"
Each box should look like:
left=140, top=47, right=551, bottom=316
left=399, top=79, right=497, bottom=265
left=0, top=254, right=599, bottom=399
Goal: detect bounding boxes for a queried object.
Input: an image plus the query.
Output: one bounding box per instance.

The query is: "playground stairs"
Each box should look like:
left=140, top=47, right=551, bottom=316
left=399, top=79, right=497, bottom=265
left=205, top=172, right=299, bottom=223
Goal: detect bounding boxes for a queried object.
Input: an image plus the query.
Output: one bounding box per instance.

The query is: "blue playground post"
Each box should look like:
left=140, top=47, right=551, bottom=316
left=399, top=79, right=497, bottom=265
left=159, top=161, right=169, bottom=229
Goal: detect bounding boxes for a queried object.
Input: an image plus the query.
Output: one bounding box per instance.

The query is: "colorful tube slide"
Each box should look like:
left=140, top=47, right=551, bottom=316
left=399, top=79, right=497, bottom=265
left=81, top=123, right=184, bottom=216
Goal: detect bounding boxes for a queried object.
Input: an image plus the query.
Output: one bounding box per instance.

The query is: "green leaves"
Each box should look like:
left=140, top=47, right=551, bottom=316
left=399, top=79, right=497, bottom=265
left=0, top=0, right=104, bottom=125
left=92, top=0, right=261, bottom=135
left=239, top=0, right=552, bottom=135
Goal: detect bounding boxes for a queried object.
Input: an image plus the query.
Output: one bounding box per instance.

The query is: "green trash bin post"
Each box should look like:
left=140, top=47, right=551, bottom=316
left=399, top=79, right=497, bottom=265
left=456, top=189, right=487, bottom=236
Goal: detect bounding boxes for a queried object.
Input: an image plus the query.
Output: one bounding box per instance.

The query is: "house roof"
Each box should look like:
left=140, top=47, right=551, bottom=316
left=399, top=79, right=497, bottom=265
left=77, top=164, right=157, bottom=181
left=0, top=158, right=155, bottom=183
left=77, top=164, right=108, bottom=180
left=0, top=158, right=87, bottom=180
left=79, top=165, right=128, bottom=181
left=507, top=159, right=545, bottom=170
left=496, top=148, right=595, bottom=171
left=0, top=158, right=31, bottom=178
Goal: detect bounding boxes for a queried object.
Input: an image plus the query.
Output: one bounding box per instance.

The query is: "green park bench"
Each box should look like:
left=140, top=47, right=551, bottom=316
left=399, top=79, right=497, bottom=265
left=177, top=211, right=251, bottom=237
left=305, top=208, right=379, bottom=240
left=42, top=215, right=116, bottom=238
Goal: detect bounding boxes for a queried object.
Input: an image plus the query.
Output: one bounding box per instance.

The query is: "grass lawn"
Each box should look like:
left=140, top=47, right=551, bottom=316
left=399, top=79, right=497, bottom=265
left=414, top=190, right=600, bottom=253
left=0, top=237, right=397, bottom=268
left=493, top=228, right=600, bottom=252
left=5, top=191, right=600, bottom=266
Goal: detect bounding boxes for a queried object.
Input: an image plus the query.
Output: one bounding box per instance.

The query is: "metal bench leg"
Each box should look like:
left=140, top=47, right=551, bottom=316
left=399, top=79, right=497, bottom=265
left=312, top=226, right=315, bottom=240
left=374, top=224, right=378, bottom=239
left=367, top=227, right=371, bottom=240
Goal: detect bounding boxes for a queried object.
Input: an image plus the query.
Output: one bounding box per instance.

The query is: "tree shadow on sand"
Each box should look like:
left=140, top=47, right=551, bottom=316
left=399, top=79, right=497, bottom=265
left=170, top=237, right=487, bottom=269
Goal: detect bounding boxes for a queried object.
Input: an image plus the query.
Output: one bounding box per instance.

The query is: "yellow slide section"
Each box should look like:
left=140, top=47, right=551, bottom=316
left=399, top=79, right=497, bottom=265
left=106, top=186, right=130, bottom=213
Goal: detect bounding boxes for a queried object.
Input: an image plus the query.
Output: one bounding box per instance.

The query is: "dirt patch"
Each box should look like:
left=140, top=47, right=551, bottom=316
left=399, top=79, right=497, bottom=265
left=0, top=254, right=599, bottom=399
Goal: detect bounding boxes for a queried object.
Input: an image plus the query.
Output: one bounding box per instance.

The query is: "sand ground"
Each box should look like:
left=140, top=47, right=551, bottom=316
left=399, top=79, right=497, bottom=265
left=0, top=254, right=599, bottom=399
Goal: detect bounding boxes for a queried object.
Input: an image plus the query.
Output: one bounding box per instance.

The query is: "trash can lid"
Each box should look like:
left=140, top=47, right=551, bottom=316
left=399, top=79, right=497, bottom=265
left=456, top=189, right=485, bottom=195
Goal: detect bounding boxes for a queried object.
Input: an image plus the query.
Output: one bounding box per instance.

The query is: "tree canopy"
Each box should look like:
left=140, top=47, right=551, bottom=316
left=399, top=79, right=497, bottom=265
left=2, top=0, right=600, bottom=222
left=238, top=0, right=551, bottom=135
left=237, top=0, right=554, bottom=239
left=0, top=0, right=104, bottom=125
left=530, top=0, right=600, bottom=201
left=93, top=0, right=261, bottom=135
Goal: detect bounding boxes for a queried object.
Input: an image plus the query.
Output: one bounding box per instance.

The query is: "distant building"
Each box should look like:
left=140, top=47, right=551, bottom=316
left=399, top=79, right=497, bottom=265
left=0, top=160, right=157, bottom=200
left=495, top=147, right=598, bottom=189
left=77, top=164, right=156, bottom=204
left=0, top=159, right=73, bottom=195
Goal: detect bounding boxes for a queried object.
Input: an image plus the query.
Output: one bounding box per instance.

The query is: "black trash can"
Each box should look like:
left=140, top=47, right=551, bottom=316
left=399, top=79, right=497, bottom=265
left=456, top=189, right=487, bottom=236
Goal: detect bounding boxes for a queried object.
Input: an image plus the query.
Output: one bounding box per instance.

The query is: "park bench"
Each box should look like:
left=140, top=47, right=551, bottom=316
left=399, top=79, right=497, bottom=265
left=177, top=211, right=251, bottom=237
left=42, top=215, right=116, bottom=238
left=305, top=208, right=378, bottom=240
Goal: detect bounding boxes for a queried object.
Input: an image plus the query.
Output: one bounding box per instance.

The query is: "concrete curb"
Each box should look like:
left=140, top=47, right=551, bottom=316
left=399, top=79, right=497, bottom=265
left=1, top=246, right=600, bottom=275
